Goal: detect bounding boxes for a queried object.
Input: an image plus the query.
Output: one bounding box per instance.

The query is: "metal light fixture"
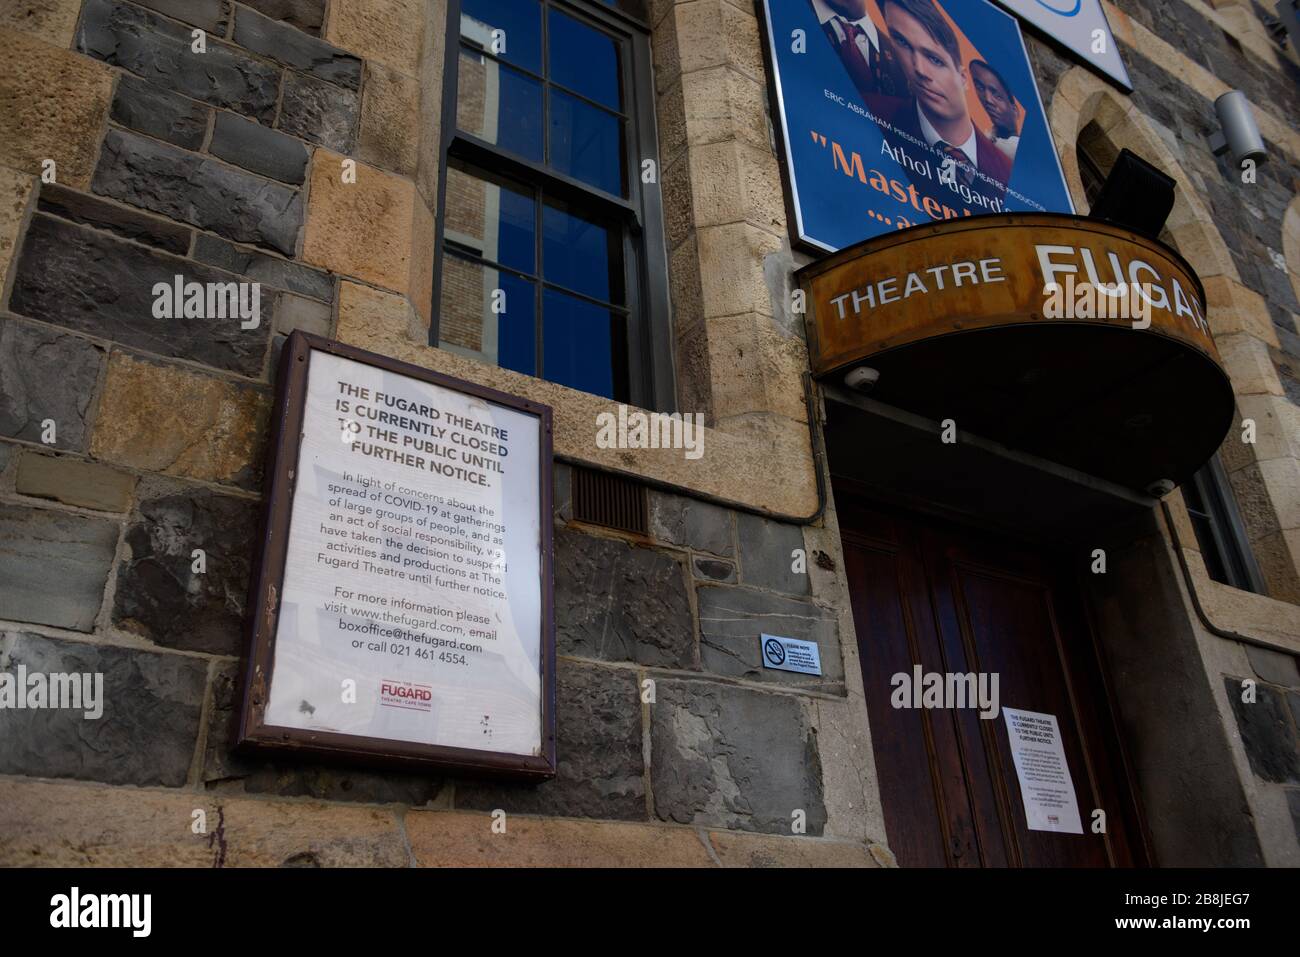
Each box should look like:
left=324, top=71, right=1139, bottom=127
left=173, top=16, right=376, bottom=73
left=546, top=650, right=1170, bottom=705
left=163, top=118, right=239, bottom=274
left=1208, top=91, right=1268, bottom=168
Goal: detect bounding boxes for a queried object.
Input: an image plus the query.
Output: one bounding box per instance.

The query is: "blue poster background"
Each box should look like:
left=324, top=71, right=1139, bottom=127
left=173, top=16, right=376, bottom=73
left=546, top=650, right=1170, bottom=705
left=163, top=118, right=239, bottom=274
left=763, top=0, right=1074, bottom=252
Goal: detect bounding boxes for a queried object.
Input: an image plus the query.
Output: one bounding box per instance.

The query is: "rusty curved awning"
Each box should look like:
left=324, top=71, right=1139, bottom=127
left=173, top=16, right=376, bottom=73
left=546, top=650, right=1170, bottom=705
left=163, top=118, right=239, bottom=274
left=796, top=213, right=1235, bottom=492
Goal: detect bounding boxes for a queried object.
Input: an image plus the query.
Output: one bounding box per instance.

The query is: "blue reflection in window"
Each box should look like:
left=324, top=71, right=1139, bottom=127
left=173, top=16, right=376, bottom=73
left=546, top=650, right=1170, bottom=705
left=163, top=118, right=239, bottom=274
left=458, top=52, right=544, bottom=164
left=496, top=272, right=537, bottom=376
left=542, top=288, right=616, bottom=398
left=542, top=204, right=618, bottom=303
left=548, top=9, right=621, bottom=111
left=460, top=0, right=542, bottom=75
left=548, top=89, right=623, bottom=195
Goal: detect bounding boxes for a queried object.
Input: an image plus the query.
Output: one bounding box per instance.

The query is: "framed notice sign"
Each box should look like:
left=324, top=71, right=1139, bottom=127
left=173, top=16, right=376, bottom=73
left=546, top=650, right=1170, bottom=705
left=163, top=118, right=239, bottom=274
left=238, top=332, right=556, bottom=780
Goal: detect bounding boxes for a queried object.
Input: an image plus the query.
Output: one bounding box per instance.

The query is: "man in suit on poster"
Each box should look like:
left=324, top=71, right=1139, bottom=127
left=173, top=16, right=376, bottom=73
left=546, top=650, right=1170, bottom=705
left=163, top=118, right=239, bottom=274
left=811, top=0, right=906, bottom=99
left=866, top=0, right=1013, bottom=205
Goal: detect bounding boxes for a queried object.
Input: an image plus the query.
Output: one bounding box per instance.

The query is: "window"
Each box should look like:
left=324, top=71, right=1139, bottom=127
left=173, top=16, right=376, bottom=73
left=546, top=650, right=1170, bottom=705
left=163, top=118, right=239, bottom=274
left=1182, top=456, right=1267, bottom=594
left=434, top=0, right=671, bottom=408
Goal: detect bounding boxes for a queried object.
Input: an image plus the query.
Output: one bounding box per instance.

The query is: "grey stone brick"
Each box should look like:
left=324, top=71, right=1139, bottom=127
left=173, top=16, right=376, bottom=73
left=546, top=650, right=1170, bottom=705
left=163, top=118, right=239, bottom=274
left=553, top=462, right=572, bottom=523
left=651, top=679, right=826, bottom=835
left=456, top=661, right=646, bottom=820
left=692, top=556, right=736, bottom=583
left=10, top=214, right=273, bottom=377
left=240, top=0, right=325, bottom=35
left=554, top=526, right=695, bottom=668
left=0, top=318, right=104, bottom=452
left=110, top=73, right=209, bottom=151
left=233, top=7, right=361, bottom=90
left=15, top=454, right=137, bottom=512
left=132, top=0, right=230, bottom=32
left=1246, top=645, right=1300, bottom=688
left=649, top=491, right=733, bottom=556
left=276, top=71, right=359, bottom=153
left=209, top=110, right=310, bottom=185
left=38, top=182, right=192, bottom=255
left=193, top=233, right=333, bottom=301
left=202, top=662, right=445, bottom=803
left=0, top=630, right=206, bottom=787
left=0, top=504, right=118, bottom=632
left=697, top=585, right=842, bottom=689
left=1224, top=676, right=1300, bottom=784
left=92, top=128, right=302, bottom=256
left=78, top=0, right=281, bottom=122
left=736, top=512, right=809, bottom=595
left=111, top=481, right=259, bottom=656
left=273, top=292, right=331, bottom=337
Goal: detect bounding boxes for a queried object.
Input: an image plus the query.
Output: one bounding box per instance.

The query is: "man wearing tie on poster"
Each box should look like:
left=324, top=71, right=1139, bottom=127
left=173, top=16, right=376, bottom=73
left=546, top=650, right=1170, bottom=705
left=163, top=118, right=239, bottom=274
left=866, top=0, right=1013, bottom=200
left=811, top=0, right=904, bottom=99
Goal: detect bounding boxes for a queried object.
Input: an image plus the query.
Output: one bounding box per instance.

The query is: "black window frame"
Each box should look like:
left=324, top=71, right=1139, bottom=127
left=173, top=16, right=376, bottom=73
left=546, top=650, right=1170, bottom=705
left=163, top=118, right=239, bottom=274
left=432, top=0, right=675, bottom=411
left=1183, top=455, right=1268, bottom=594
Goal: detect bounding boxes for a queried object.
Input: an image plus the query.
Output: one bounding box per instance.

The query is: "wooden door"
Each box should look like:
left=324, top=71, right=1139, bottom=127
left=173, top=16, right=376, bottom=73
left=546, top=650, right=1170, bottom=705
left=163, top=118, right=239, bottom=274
left=836, top=489, right=1149, bottom=867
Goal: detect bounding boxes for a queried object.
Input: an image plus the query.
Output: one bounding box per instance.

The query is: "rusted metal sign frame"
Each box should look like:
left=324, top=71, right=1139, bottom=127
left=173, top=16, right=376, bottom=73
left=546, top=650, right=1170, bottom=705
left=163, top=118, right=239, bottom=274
left=236, top=331, right=558, bottom=781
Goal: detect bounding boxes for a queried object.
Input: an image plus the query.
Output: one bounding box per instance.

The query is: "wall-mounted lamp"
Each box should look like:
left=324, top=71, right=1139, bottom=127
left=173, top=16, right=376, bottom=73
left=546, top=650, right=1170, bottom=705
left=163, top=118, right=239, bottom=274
left=1208, top=91, right=1268, bottom=168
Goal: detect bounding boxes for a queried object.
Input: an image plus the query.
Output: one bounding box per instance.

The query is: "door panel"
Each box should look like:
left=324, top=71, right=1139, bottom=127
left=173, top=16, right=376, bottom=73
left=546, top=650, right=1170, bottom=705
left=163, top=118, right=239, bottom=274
left=838, top=490, right=1148, bottom=867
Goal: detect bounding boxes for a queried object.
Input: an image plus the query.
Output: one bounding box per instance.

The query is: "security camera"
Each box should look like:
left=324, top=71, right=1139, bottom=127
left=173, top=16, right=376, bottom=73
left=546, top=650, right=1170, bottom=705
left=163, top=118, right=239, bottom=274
left=1209, top=91, right=1268, bottom=167
left=844, top=366, right=880, bottom=393
left=1146, top=478, right=1176, bottom=498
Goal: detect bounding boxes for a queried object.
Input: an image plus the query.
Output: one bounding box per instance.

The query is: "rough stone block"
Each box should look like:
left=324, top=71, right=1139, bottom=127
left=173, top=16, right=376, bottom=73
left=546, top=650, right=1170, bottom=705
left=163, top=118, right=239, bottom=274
left=0, top=27, right=115, bottom=189
left=203, top=663, right=445, bottom=804
left=37, top=182, right=191, bottom=254
left=90, top=353, right=271, bottom=490
left=692, top=555, right=736, bottom=582
left=110, top=73, right=209, bottom=151
left=234, top=6, right=361, bottom=89
left=302, top=151, right=417, bottom=294
left=0, top=507, right=117, bottom=631
left=92, top=128, right=302, bottom=255
left=0, top=166, right=35, bottom=293
left=359, top=61, right=420, bottom=176
left=326, top=0, right=423, bottom=77
left=0, top=631, right=206, bottom=786
left=0, top=777, right=409, bottom=866
left=706, top=831, right=879, bottom=867
left=15, top=453, right=136, bottom=511
left=736, top=511, right=810, bottom=595
left=697, top=585, right=841, bottom=688
left=241, top=0, right=324, bottom=35
left=649, top=490, right=733, bottom=556
left=1224, top=676, right=1300, bottom=784
left=651, top=678, right=827, bottom=834
left=10, top=214, right=273, bottom=376
left=0, top=318, right=103, bottom=452
left=193, top=232, right=333, bottom=301
left=1245, top=645, right=1300, bottom=688
left=78, top=0, right=281, bottom=122
left=455, top=661, right=646, bottom=820
left=209, top=110, right=310, bottom=185
left=0, top=0, right=82, bottom=46
left=554, top=526, right=695, bottom=668
left=111, top=479, right=258, bottom=655
left=406, top=812, right=716, bottom=867
left=131, top=0, right=230, bottom=33
left=276, top=70, right=359, bottom=153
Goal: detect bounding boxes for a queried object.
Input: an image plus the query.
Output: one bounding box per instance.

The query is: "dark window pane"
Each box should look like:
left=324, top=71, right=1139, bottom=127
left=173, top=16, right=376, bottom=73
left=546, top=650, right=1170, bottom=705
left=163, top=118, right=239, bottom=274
left=439, top=255, right=536, bottom=376
left=542, top=287, right=623, bottom=399
left=460, top=0, right=542, bottom=75
left=548, top=89, right=624, bottom=195
left=444, top=162, right=536, bottom=275
left=548, top=9, right=621, bottom=111
left=457, top=49, right=543, bottom=163
left=542, top=201, right=621, bottom=303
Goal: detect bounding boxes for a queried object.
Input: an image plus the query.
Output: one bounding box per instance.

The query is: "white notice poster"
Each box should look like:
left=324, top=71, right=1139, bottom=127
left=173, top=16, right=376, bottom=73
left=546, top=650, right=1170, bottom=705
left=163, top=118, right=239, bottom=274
left=1002, top=707, right=1084, bottom=834
left=263, top=350, right=544, bottom=758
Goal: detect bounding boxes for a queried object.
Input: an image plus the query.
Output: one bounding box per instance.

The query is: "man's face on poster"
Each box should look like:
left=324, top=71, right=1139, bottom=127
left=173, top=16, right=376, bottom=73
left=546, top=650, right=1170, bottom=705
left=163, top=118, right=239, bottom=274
left=971, top=62, right=1016, bottom=135
left=883, top=2, right=967, bottom=125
